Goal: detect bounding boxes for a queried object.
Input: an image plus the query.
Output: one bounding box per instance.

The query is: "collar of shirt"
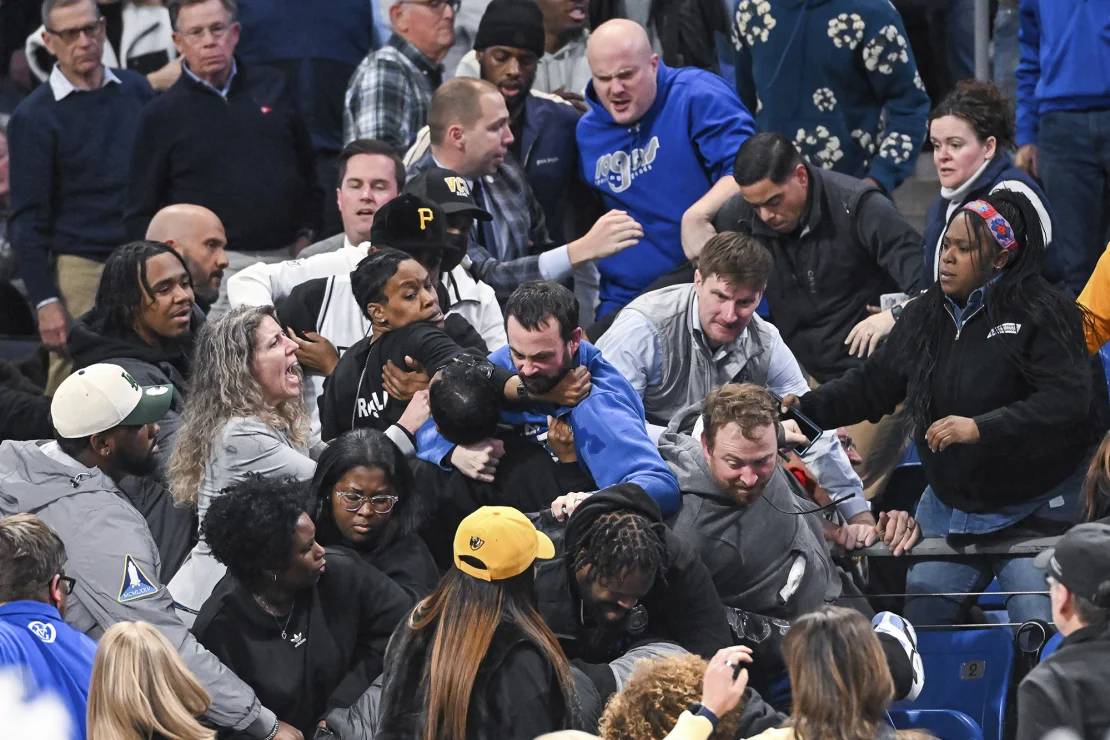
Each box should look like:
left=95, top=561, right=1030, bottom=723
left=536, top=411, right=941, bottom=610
left=0, top=600, right=63, bottom=621
left=49, top=64, right=121, bottom=101
left=944, top=273, right=1002, bottom=328
left=182, top=58, right=237, bottom=97
left=431, top=153, right=475, bottom=190
left=689, top=291, right=747, bottom=361
left=388, top=32, right=444, bottom=87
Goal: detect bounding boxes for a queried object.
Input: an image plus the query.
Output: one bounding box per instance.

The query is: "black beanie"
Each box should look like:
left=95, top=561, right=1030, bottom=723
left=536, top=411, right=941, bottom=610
left=473, top=0, right=545, bottom=58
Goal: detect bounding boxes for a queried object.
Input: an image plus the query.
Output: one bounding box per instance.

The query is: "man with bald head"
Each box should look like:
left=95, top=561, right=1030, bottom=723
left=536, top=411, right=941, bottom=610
left=408, top=76, right=643, bottom=304
left=577, top=19, right=754, bottom=317
left=145, top=204, right=229, bottom=313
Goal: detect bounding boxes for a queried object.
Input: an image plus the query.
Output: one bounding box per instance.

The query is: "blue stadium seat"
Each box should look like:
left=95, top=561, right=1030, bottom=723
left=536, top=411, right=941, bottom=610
left=892, top=629, right=1014, bottom=740
left=978, top=578, right=1007, bottom=610
left=756, top=295, right=770, bottom=318
left=1040, top=631, right=1064, bottom=662
left=888, top=708, right=984, bottom=740
left=1098, top=341, right=1110, bottom=390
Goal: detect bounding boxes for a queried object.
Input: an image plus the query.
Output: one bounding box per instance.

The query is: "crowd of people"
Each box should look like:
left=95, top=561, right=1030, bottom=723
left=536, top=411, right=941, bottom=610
left=1, top=0, right=1110, bottom=739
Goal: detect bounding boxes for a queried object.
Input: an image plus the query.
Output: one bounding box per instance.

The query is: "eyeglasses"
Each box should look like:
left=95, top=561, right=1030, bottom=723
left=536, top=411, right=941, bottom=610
left=335, top=491, right=399, bottom=514
left=46, top=18, right=103, bottom=44
left=180, top=22, right=233, bottom=42
left=451, top=353, right=494, bottom=380
left=52, top=574, right=77, bottom=595
left=399, top=0, right=460, bottom=14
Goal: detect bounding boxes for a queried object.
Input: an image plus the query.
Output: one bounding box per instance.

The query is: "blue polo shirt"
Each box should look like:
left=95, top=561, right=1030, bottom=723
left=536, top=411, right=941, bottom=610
left=0, top=601, right=97, bottom=740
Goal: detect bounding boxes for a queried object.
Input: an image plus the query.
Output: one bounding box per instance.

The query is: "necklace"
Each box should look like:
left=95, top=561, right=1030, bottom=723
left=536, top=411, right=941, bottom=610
left=253, top=593, right=294, bottom=640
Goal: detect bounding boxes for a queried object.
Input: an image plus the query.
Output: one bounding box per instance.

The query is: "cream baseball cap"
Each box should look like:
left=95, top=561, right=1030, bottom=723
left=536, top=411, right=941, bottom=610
left=51, top=364, right=173, bottom=439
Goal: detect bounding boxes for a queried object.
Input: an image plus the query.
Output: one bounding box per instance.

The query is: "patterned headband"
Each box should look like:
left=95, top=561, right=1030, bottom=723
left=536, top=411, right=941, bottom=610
left=962, top=200, right=1019, bottom=254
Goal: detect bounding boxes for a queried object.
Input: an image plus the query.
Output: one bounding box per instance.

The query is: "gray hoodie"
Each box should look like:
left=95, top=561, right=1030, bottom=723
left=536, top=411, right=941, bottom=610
left=658, top=403, right=841, bottom=619
left=0, top=440, right=276, bottom=737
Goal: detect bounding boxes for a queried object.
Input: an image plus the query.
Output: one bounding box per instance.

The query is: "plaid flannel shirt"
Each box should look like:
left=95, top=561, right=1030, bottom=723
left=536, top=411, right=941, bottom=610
left=343, top=33, right=443, bottom=154
left=407, top=144, right=556, bottom=301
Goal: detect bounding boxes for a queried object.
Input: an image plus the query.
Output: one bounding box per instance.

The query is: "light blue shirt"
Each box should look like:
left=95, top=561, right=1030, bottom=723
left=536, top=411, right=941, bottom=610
left=48, top=64, right=120, bottom=102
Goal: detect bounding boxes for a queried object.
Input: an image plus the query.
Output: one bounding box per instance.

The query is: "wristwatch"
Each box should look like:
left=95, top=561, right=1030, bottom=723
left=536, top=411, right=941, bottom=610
left=687, top=702, right=720, bottom=730
left=891, top=304, right=904, bottom=321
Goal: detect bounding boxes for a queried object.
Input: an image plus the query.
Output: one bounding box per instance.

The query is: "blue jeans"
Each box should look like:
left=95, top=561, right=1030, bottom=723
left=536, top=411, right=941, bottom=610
left=904, top=463, right=1085, bottom=628
left=1038, top=109, right=1110, bottom=294
left=944, top=0, right=977, bottom=83
left=992, top=3, right=1020, bottom=101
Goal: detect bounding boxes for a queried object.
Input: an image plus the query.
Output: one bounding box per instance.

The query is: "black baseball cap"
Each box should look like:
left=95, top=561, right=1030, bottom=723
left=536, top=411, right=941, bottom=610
left=405, top=167, right=493, bottom=222
left=1034, top=523, right=1110, bottom=606
left=370, top=193, right=451, bottom=252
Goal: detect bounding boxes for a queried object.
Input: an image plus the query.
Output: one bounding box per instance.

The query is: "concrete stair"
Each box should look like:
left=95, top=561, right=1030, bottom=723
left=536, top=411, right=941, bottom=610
left=892, top=155, right=940, bottom=233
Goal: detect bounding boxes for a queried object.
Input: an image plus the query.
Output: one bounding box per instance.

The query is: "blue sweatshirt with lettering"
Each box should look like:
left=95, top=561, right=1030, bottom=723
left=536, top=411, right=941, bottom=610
left=576, top=62, right=754, bottom=318
left=417, top=341, right=681, bottom=515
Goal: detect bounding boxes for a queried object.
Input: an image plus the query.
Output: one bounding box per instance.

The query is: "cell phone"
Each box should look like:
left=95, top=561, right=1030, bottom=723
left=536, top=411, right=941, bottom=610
left=768, top=389, right=824, bottom=456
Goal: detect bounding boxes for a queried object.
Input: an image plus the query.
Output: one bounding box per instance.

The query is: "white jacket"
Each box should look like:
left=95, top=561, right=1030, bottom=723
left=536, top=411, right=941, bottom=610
left=26, top=3, right=176, bottom=82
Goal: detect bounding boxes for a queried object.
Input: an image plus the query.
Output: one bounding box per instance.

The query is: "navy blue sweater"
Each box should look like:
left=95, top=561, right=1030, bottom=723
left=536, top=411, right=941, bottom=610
left=1016, top=0, right=1110, bottom=147
left=125, top=60, right=323, bottom=253
left=8, top=69, right=153, bottom=304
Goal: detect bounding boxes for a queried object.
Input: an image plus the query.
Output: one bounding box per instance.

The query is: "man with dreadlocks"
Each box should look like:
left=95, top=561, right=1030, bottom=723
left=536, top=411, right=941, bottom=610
left=529, top=482, right=733, bottom=708
left=63, top=240, right=203, bottom=580
left=788, top=189, right=1099, bottom=628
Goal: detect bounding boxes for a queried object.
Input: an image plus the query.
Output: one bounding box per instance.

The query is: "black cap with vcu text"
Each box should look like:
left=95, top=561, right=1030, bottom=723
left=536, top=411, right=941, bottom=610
left=405, top=166, right=493, bottom=222
left=1034, top=522, right=1110, bottom=606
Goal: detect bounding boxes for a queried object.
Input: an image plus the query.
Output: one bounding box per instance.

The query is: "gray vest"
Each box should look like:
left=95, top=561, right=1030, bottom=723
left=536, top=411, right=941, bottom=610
left=626, top=283, right=779, bottom=426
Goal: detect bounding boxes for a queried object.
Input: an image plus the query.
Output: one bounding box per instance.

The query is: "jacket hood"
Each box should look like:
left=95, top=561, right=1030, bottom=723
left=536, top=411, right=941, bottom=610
left=584, top=60, right=680, bottom=129
left=657, top=402, right=729, bottom=500
left=67, top=310, right=198, bottom=377
left=0, top=440, right=120, bottom=516
left=564, top=483, right=663, bottom=556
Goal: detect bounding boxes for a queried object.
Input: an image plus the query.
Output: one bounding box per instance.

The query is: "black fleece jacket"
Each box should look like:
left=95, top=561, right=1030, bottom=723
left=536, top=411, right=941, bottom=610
left=799, top=292, right=1092, bottom=513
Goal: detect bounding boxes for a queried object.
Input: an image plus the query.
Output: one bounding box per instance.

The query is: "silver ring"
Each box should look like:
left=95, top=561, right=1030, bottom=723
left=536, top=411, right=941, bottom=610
left=723, top=659, right=736, bottom=669
left=561, top=504, right=568, bottom=515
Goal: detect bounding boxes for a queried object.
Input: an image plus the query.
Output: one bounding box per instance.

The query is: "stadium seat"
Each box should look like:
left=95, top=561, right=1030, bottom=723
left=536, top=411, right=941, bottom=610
left=888, top=708, right=984, bottom=740
left=893, top=629, right=1014, bottom=740
left=1098, top=341, right=1110, bottom=391
left=1040, top=631, right=1064, bottom=662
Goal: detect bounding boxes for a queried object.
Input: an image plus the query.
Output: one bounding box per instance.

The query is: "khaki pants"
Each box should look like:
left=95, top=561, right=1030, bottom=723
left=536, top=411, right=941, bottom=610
left=45, top=254, right=104, bottom=396
left=808, top=374, right=910, bottom=500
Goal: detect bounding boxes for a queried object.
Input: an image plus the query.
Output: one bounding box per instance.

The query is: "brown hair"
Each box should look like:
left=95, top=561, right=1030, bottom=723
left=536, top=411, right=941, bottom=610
left=697, top=232, right=773, bottom=292
left=1084, top=430, right=1110, bottom=521
left=428, top=78, right=500, bottom=146
left=701, top=383, right=779, bottom=449
left=412, top=567, right=576, bottom=740
left=928, top=80, right=1015, bottom=152
left=87, top=621, right=214, bottom=740
left=0, top=514, right=66, bottom=603
left=783, top=606, right=894, bottom=740
left=598, top=654, right=741, bottom=740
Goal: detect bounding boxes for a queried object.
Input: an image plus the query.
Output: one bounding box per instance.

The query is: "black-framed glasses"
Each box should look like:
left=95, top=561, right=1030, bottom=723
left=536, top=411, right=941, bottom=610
left=335, top=491, right=398, bottom=514
left=46, top=18, right=103, bottom=44
left=53, top=574, right=77, bottom=595
left=399, top=0, right=460, bottom=14
left=451, top=353, right=495, bottom=380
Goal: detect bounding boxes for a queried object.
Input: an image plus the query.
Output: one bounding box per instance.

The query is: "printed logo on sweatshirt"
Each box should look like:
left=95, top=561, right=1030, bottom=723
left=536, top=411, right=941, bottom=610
left=987, top=323, right=1022, bottom=338
left=118, top=554, right=159, bottom=603
left=356, top=392, right=390, bottom=419
left=27, top=621, right=56, bottom=643
left=593, top=137, right=660, bottom=193
left=290, top=632, right=306, bottom=648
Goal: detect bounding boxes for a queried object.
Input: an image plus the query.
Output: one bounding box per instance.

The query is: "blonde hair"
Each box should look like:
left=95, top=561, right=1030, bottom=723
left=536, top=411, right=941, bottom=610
left=599, top=654, right=741, bottom=740
left=168, top=306, right=309, bottom=504
left=87, top=622, right=214, bottom=740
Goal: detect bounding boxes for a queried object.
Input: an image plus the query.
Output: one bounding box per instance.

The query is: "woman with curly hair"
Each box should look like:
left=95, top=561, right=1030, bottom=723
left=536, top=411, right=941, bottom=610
left=788, top=189, right=1096, bottom=627
left=376, top=506, right=583, bottom=740
left=193, top=474, right=411, bottom=740
left=746, top=607, right=924, bottom=740
left=167, top=305, right=316, bottom=622
left=312, top=429, right=438, bottom=600
left=87, top=621, right=214, bottom=740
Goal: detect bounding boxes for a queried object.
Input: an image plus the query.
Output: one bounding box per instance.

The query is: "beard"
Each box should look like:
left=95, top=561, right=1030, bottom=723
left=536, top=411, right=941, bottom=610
left=709, top=466, right=768, bottom=506
left=117, top=442, right=158, bottom=478
left=518, top=348, right=575, bottom=396
left=185, top=257, right=221, bottom=305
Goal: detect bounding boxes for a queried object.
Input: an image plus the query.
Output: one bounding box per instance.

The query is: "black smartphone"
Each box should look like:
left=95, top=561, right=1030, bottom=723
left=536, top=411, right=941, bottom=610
left=768, top=390, right=824, bottom=456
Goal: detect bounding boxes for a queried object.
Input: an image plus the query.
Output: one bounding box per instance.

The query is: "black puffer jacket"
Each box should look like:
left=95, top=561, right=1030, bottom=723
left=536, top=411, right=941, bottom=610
left=531, top=484, right=732, bottom=667
left=376, top=618, right=575, bottom=740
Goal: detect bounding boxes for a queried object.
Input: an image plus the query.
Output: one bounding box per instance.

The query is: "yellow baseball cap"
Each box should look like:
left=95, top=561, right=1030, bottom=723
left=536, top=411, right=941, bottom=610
left=453, top=506, right=555, bottom=582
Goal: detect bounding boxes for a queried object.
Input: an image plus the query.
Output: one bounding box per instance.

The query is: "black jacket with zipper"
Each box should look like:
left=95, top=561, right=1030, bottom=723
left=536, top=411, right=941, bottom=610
left=798, top=291, right=1092, bottom=514
left=1016, top=623, right=1110, bottom=740
left=715, top=166, right=922, bottom=382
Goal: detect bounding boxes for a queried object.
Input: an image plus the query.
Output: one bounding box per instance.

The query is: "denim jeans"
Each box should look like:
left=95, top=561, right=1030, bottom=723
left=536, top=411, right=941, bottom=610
left=904, top=461, right=1085, bottom=628
left=992, top=3, right=1020, bottom=101
left=1038, top=109, right=1110, bottom=294
left=944, top=0, right=977, bottom=83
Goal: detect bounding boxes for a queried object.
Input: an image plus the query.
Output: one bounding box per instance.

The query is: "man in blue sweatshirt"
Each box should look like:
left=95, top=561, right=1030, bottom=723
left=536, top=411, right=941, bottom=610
left=577, top=19, right=755, bottom=318
left=1014, top=0, right=1110, bottom=295
left=418, top=280, right=681, bottom=514
left=8, top=0, right=154, bottom=394
left=0, top=514, right=97, bottom=740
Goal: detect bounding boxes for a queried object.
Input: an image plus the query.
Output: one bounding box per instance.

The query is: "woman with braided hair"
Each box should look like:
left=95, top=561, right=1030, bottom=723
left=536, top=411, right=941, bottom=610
left=787, top=189, right=1098, bottom=627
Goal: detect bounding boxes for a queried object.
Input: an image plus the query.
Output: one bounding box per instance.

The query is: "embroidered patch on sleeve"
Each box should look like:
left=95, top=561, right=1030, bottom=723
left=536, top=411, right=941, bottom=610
left=118, top=554, right=159, bottom=603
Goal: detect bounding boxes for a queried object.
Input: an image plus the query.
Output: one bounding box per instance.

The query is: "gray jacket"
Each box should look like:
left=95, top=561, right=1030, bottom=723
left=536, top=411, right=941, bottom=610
left=0, top=440, right=276, bottom=737
left=658, top=403, right=840, bottom=619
